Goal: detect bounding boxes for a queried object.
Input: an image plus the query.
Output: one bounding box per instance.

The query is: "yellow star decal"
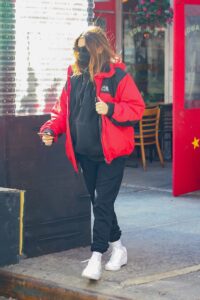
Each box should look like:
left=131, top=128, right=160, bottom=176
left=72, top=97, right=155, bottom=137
left=192, top=137, right=200, bottom=149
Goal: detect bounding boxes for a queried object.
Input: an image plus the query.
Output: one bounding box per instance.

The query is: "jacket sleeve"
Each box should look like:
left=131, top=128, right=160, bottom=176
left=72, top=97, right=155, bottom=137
left=111, top=73, right=145, bottom=123
left=40, top=84, right=67, bottom=137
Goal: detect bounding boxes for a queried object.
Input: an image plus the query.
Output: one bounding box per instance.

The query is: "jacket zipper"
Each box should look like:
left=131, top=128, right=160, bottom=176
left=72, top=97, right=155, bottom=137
left=95, top=96, right=102, bottom=143
left=95, top=96, right=108, bottom=163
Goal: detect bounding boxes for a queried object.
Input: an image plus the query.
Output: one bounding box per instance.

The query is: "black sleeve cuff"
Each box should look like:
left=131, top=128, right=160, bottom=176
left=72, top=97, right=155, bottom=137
left=106, top=102, right=115, bottom=117
left=42, top=129, right=55, bottom=136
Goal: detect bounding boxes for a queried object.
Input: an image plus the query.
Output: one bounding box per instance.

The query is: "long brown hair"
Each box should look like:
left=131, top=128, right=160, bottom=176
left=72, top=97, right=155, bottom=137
left=72, top=26, right=120, bottom=81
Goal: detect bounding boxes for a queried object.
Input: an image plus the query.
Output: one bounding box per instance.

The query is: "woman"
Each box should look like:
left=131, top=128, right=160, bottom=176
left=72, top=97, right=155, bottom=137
left=39, top=26, right=145, bottom=280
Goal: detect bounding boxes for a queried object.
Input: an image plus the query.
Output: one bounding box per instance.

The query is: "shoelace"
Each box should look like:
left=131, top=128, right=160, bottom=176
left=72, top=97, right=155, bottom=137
left=81, top=259, right=90, bottom=263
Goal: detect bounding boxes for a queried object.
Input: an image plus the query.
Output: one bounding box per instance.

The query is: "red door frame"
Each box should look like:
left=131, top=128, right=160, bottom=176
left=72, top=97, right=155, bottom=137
left=173, top=0, right=200, bottom=195
left=94, top=0, right=116, bottom=49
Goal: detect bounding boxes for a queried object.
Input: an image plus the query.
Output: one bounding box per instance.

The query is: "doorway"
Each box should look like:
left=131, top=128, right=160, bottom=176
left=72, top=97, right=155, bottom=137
left=121, top=0, right=172, bottom=190
left=94, top=0, right=172, bottom=190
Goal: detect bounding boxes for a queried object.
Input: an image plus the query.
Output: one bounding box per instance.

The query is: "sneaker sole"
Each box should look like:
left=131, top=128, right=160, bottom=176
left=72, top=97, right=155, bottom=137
left=81, top=272, right=101, bottom=280
left=105, top=256, right=128, bottom=271
left=105, top=262, right=127, bottom=271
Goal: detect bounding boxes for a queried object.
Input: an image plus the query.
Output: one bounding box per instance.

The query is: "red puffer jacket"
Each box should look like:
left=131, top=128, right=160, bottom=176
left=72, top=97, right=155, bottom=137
left=40, top=62, right=145, bottom=172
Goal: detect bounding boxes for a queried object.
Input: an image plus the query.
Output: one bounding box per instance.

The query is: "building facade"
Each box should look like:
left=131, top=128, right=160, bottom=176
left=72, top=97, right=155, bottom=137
left=0, top=0, right=94, bottom=116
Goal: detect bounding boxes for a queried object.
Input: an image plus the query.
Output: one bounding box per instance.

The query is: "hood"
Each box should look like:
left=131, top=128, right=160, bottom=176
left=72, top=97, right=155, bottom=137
left=94, top=62, right=126, bottom=79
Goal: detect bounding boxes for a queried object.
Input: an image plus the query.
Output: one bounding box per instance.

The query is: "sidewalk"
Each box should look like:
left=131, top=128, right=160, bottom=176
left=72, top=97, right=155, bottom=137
left=1, top=161, right=200, bottom=300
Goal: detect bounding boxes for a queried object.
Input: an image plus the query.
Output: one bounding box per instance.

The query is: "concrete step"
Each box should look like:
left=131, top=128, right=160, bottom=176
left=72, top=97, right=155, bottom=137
left=0, top=269, right=128, bottom=300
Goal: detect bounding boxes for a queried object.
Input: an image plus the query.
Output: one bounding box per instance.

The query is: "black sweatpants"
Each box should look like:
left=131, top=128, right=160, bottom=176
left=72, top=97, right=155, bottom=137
left=78, top=155, right=126, bottom=254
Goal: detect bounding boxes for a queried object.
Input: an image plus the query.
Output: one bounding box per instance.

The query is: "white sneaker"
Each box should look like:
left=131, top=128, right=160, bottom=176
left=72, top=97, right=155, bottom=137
left=105, top=246, right=127, bottom=271
left=81, top=257, right=102, bottom=280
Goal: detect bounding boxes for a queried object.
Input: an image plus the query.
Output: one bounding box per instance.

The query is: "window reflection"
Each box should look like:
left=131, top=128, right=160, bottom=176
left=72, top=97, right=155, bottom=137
left=123, top=18, right=165, bottom=104
left=185, top=5, right=200, bottom=109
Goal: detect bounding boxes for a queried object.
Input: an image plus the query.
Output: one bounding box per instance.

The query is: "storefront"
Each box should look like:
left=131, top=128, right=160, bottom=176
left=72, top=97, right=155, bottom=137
left=95, top=0, right=173, bottom=160
left=95, top=0, right=200, bottom=196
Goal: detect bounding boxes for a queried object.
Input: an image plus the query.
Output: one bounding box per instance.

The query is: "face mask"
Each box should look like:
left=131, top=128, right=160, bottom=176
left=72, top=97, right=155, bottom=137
left=77, top=46, right=90, bottom=69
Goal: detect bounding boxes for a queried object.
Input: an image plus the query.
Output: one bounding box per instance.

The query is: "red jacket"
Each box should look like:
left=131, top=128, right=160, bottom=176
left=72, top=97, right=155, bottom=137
left=40, top=62, right=145, bottom=172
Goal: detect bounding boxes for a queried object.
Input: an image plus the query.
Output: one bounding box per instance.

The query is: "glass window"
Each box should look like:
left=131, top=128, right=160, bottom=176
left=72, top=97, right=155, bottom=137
left=123, top=13, right=165, bottom=104
left=185, top=5, right=200, bottom=109
left=1, top=0, right=91, bottom=116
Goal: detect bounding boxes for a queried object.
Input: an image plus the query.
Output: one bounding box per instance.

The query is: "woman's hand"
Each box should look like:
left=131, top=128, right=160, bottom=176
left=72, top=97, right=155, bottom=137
left=42, top=134, right=54, bottom=146
left=96, top=98, right=108, bottom=115
left=38, top=133, right=54, bottom=146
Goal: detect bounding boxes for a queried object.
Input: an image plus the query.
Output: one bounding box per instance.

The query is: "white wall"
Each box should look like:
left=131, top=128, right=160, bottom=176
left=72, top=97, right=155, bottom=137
left=15, top=0, right=92, bottom=115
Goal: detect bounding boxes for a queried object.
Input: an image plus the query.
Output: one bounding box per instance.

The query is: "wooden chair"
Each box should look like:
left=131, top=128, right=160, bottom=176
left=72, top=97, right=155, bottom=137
left=134, top=106, right=164, bottom=170
left=159, top=103, right=173, bottom=161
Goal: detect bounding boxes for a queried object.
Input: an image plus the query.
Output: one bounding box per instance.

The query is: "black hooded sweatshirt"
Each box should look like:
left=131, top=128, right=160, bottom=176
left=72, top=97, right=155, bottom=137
left=69, top=71, right=104, bottom=160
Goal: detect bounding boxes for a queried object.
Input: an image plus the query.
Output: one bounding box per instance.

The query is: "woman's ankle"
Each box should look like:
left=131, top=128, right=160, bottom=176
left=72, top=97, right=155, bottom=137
left=91, top=251, right=102, bottom=261
left=110, top=239, right=123, bottom=249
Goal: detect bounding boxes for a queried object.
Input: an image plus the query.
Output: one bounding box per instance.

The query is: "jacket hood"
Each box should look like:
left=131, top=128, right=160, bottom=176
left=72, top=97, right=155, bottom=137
left=94, top=62, right=126, bottom=79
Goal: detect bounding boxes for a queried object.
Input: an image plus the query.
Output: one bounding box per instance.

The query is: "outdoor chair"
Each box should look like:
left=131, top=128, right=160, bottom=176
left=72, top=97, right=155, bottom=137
left=134, top=106, right=164, bottom=170
left=159, top=103, right=173, bottom=161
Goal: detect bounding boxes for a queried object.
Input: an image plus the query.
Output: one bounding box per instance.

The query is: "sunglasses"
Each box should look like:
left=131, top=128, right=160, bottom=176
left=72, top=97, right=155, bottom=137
left=73, top=46, right=89, bottom=53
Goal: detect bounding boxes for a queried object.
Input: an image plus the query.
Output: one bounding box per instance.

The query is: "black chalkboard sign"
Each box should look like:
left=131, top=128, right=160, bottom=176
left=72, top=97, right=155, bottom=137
left=0, top=188, right=24, bottom=267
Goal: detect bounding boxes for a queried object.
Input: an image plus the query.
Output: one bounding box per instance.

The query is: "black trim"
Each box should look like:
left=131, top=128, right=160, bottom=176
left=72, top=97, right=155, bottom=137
left=101, top=68, right=127, bottom=98
left=109, top=68, right=139, bottom=127
left=110, top=118, right=139, bottom=128
left=106, top=102, right=115, bottom=117
left=42, top=129, right=55, bottom=136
